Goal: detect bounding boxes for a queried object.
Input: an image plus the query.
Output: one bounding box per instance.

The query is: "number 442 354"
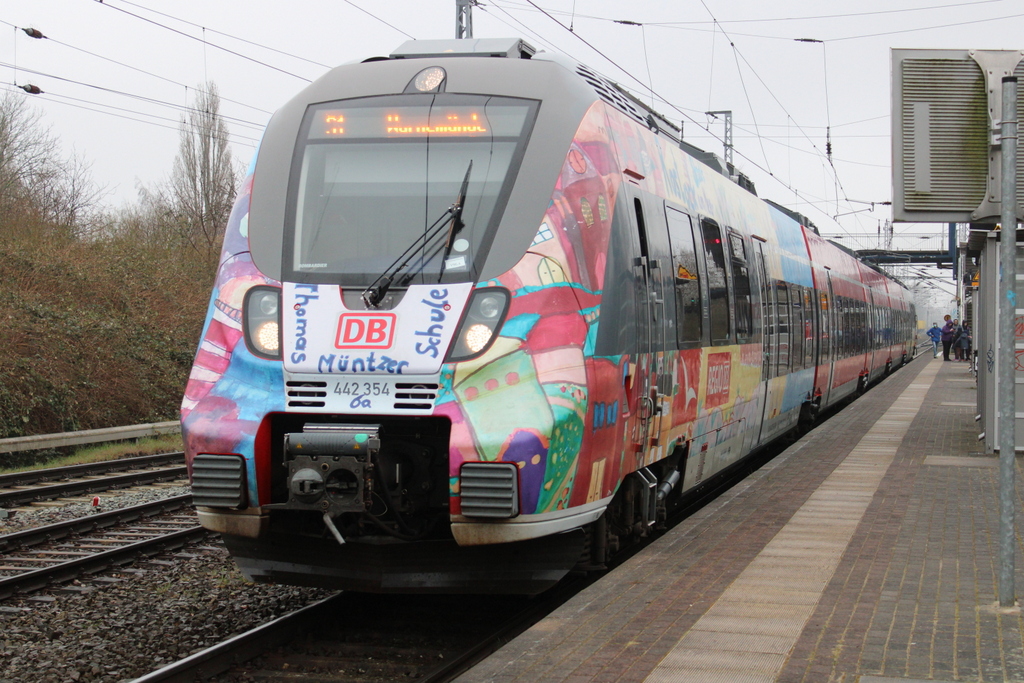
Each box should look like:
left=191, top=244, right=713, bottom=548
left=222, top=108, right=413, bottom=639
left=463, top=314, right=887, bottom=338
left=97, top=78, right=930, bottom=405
left=334, top=381, right=391, bottom=397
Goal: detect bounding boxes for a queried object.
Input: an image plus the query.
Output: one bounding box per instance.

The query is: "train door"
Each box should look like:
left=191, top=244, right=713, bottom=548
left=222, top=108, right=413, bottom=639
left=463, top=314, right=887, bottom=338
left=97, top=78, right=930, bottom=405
left=640, top=196, right=673, bottom=453
left=665, top=205, right=704, bottom=457
left=753, top=240, right=773, bottom=446
left=624, top=188, right=666, bottom=460
left=820, top=271, right=836, bottom=407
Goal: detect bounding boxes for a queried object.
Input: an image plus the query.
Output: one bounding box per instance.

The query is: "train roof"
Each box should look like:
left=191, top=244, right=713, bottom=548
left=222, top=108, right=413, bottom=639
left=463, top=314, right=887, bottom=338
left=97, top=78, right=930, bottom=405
left=381, top=39, right=759, bottom=196
left=249, top=37, right=895, bottom=286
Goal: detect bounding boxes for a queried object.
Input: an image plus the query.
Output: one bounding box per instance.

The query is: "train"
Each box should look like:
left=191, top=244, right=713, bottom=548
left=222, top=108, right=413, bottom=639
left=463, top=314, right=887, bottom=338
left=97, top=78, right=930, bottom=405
left=180, top=37, right=916, bottom=594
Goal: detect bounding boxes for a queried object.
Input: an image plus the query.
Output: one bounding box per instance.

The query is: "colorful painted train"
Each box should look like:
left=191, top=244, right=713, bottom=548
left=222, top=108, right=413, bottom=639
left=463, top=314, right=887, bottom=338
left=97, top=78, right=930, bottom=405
left=181, top=38, right=916, bottom=594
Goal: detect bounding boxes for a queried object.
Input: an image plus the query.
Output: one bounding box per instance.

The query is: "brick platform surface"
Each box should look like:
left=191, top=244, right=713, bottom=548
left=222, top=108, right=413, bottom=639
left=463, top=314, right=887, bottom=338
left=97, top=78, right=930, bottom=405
left=458, top=356, right=1024, bottom=683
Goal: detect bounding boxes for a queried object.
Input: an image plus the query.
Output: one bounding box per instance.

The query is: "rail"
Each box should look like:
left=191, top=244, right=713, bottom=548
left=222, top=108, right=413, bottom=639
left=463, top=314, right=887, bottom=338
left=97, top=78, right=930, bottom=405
left=130, top=595, right=346, bottom=683
left=0, top=494, right=193, bottom=553
left=0, top=462, right=188, bottom=508
left=0, top=520, right=208, bottom=599
left=0, top=421, right=180, bottom=454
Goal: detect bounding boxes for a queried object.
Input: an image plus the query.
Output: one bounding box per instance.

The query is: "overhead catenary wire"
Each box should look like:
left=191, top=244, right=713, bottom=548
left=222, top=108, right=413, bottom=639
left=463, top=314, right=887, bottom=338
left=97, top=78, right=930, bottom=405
left=44, top=90, right=263, bottom=143
left=0, top=61, right=268, bottom=132
left=696, top=5, right=848, bottom=198
left=0, top=84, right=260, bottom=148
left=727, top=40, right=772, bottom=175
left=7, top=1, right=936, bottom=247
left=511, top=0, right=861, bottom=234
left=113, top=0, right=414, bottom=54
left=0, top=19, right=275, bottom=117
left=92, top=0, right=314, bottom=82
left=477, top=3, right=581, bottom=62
left=498, top=0, right=1013, bottom=26
left=495, top=0, right=1023, bottom=43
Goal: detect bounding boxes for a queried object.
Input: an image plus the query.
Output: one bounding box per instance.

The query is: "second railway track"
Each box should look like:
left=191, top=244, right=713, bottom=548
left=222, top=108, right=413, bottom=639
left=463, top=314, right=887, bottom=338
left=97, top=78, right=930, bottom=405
left=0, top=452, right=187, bottom=508
left=0, top=494, right=210, bottom=599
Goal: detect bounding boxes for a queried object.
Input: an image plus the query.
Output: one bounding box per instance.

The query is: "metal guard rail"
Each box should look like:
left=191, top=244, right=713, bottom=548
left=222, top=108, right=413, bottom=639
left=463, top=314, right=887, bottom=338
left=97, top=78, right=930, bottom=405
left=0, top=421, right=180, bottom=454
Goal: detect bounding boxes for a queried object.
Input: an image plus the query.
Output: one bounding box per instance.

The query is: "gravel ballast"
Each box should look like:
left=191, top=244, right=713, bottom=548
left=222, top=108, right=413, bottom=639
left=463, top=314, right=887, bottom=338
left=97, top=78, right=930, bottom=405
left=0, top=485, right=332, bottom=682
left=0, top=484, right=193, bottom=535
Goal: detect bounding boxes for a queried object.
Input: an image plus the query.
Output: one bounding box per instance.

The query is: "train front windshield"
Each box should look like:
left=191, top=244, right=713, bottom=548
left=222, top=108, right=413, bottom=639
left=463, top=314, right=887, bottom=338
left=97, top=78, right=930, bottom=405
left=285, top=94, right=537, bottom=286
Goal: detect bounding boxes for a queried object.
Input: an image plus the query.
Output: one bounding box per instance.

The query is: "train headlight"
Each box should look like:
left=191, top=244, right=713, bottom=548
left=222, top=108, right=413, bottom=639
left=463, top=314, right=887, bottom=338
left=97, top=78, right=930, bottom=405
left=465, top=324, right=493, bottom=353
left=476, top=294, right=504, bottom=319
left=408, top=66, right=447, bottom=93
left=255, top=321, right=280, bottom=353
left=446, top=287, right=510, bottom=362
left=244, top=286, right=283, bottom=360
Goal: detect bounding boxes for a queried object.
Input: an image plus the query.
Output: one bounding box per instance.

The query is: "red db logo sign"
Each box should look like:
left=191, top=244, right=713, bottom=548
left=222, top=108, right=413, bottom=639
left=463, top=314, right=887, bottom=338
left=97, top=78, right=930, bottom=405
left=335, top=313, right=396, bottom=349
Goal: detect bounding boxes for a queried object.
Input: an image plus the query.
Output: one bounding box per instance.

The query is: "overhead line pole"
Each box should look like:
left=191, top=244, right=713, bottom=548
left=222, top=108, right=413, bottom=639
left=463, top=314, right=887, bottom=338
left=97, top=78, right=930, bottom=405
left=457, top=0, right=475, bottom=39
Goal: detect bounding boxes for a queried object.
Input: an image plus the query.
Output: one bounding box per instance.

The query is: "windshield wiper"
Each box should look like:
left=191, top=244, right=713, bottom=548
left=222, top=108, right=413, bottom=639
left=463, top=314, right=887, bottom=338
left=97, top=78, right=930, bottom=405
left=437, top=161, right=472, bottom=282
left=361, top=161, right=474, bottom=308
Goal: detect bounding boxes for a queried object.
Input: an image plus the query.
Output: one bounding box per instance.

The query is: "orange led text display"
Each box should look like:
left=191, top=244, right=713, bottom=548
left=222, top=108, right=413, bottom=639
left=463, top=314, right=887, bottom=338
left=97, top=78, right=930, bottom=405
left=319, top=111, right=488, bottom=137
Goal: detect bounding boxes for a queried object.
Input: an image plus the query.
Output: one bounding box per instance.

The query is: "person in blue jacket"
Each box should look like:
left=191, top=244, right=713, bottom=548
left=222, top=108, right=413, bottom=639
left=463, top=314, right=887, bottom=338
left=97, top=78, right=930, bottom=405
left=926, top=322, right=942, bottom=358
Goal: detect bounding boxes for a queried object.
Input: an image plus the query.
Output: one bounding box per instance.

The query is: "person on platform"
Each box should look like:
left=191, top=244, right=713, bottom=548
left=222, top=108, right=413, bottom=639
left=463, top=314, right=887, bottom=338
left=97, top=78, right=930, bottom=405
left=927, top=322, right=942, bottom=358
left=952, top=320, right=964, bottom=361
left=957, top=322, right=972, bottom=363
left=940, top=315, right=956, bottom=361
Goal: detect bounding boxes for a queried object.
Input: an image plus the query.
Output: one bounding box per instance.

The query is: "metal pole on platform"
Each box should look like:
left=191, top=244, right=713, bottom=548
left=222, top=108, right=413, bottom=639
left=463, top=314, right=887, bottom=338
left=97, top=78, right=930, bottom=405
left=998, top=75, right=1018, bottom=608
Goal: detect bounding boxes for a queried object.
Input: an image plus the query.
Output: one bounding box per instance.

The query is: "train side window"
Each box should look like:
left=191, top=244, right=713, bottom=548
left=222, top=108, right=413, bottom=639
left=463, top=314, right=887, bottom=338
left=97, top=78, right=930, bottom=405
left=839, top=296, right=847, bottom=356
left=790, top=284, right=804, bottom=371
left=859, top=299, right=867, bottom=353
left=875, top=306, right=880, bottom=349
left=727, top=230, right=753, bottom=342
left=775, top=280, right=790, bottom=374
left=666, top=208, right=702, bottom=347
left=634, top=198, right=650, bottom=260
left=765, top=275, right=778, bottom=379
left=853, top=299, right=860, bottom=355
left=699, top=218, right=731, bottom=345
left=804, top=288, right=815, bottom=367
left=837, top=296, right=847, bottom=358
left=819, top=290, right=830, bottom=363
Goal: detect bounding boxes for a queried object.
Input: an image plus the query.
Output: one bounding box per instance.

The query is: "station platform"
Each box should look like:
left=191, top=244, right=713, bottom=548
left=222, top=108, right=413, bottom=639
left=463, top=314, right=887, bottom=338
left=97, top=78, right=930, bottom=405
left=458, top=355, right=1024, bottom=683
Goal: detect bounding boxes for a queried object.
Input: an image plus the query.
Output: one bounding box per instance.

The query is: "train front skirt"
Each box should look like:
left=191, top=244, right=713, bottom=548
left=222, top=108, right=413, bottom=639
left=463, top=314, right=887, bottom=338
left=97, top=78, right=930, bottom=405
left=221, top=528, right=587, bottom=595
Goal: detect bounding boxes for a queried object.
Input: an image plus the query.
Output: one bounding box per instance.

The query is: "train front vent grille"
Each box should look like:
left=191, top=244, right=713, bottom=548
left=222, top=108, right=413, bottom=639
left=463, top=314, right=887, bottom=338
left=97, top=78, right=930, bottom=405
left=287, top=381, right=327, bottom=408
left=191, top=454, right=247, bottom=509
left=393, top=383, right=439, bottom=410
left=460, top=463, right=520, bottom=518
left=575, top=64, right=648, bottom=129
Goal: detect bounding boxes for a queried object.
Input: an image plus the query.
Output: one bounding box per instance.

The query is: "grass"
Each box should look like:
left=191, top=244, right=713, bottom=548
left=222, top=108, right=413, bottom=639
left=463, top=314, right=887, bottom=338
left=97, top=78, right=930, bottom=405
left=0, top=432, right=185, bottom=475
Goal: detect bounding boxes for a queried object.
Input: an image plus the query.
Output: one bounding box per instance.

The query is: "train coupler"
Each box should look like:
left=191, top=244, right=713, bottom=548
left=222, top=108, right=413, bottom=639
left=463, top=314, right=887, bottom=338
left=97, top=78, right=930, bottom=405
left=267, top=423, right=380, bottom=517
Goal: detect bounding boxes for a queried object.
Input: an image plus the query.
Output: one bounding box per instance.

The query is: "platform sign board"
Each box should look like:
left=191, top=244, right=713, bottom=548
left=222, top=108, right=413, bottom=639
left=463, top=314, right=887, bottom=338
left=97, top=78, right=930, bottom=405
left=892, top=49, right=1024, bottom=223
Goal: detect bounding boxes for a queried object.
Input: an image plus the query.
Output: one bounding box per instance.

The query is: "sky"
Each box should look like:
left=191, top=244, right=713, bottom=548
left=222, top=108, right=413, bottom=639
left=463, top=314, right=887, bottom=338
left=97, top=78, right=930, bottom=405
left=4, top=0, right=1023, bottom=308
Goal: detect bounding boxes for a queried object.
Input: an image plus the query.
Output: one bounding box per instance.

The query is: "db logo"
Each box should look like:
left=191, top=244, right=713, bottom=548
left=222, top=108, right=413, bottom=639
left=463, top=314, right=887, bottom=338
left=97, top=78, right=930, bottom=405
left=335, top=313, right=396, bottom=349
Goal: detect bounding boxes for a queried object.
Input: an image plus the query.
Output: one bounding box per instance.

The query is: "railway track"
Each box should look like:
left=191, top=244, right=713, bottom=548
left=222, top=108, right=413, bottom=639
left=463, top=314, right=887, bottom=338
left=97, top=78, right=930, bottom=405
left=130, top=439, right=794, bottom=683
left=0, top=452, right=187, bottom=508
left=129, top=356, right=929, bottom=683
left=133, top=578, right=590, bottom=683
left=0, top=494, right=209, bottom=599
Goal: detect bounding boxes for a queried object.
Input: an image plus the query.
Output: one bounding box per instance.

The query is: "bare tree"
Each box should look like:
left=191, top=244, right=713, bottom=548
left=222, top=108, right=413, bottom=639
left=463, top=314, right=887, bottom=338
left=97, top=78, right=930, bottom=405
left=0, top=92, right=100, bottom=239
left=170, top=82, right=238, bottom=259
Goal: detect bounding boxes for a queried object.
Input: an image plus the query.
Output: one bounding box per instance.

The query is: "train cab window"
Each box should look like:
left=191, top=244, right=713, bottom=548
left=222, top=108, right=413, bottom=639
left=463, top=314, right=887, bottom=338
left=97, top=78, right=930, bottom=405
left=284, top=94, right=538, bottom=286
left=775, top=281, right=790, bottom=374
left=727, top=230, right=753, bottom=342
left=666, top=208, right=702, bottom=347
left=699, top=218, right=731, bottom=345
